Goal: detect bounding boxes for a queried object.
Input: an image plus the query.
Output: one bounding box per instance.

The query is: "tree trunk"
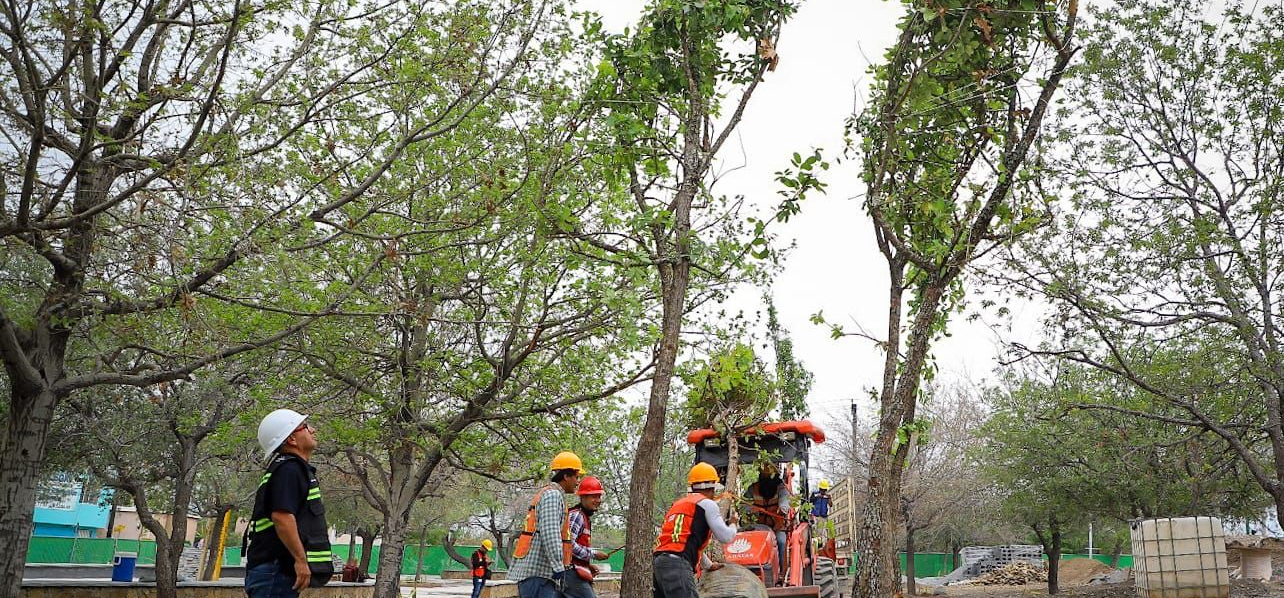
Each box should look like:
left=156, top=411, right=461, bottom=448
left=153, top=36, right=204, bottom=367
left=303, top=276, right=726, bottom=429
left=359, top=527, right=378, bottom=580
left=372, top=520, right=408, bottom=598
left=904, top=525, right=916, bottom=597
left=0, top=387, right=60, bottom=598
left=1047, top=527, right=1062, bottom=595
left=1109, top=537, right=1123, bottom=569
left=620, top=261, right=690, bottom=598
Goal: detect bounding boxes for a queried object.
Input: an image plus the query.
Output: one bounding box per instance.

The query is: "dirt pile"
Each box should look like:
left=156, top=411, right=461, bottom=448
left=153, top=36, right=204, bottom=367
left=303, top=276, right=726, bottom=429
left=1057, top=559, right=1114, bottom=586
left=974, top=562, right=1048, bottom=585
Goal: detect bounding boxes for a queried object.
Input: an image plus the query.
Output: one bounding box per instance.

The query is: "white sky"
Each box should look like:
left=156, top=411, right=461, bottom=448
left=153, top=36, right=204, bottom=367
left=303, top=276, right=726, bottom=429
left=579, top=0, right=1050, bottom=437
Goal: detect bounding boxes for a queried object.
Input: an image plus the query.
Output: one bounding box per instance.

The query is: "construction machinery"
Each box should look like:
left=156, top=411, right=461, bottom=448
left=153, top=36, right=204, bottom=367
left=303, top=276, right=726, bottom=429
left=687, top=420, right=840, bottom=598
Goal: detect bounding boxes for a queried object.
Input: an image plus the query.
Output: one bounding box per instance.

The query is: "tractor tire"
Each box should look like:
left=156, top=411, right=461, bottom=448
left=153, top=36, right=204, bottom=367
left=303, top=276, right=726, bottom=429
left=814, top=557, right=837, bottom=598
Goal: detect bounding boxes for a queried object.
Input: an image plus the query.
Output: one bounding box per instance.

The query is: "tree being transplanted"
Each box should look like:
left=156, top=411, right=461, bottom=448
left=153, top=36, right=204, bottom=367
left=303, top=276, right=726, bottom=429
left=683, top=343, right=779, bottom=553
left=825, top=2, right=1081, bottom=598
left=572, top=4, right=802, bottom=596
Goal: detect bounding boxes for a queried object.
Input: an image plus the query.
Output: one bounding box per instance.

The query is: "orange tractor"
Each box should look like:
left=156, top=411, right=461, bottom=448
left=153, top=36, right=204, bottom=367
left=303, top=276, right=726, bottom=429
left=686, top=420, right=840, bottom=598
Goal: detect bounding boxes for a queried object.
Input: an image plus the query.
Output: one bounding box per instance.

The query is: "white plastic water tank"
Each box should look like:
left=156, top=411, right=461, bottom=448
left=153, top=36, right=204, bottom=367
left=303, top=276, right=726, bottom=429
left=1130, top=517, right=1229, bottom=598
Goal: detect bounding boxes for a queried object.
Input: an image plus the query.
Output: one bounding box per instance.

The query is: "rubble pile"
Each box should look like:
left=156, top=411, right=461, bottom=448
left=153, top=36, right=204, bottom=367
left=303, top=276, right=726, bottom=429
left=974, top=562, right=1048, bottom=585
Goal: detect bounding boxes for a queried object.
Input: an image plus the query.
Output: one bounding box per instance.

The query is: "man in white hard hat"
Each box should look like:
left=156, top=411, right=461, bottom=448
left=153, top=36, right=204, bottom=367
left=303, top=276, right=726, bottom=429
left=244, top=409, right=333, bottom=597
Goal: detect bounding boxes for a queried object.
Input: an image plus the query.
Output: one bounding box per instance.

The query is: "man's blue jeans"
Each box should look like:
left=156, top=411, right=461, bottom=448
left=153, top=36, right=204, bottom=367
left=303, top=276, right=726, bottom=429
left=517, top=576, right=561, bottom=598
left=245, top=562, right=299, bottom=598
left=563, top=570, right=597, bottom=598
left=471, top=577, right=488, bottom=598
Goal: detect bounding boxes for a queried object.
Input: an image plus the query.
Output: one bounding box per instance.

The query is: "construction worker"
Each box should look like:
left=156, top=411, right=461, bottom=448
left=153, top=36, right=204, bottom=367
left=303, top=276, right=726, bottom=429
left=565, top=475, right=610, bottom=598
left=809, top=479, right=832, bottom=540
left=745, top=463, right=790, bottom=572
left=244, top=408, right=333, bottom=597
left=510, top=451, right=584, bottom=598
left=471, top=539, right=494, bottom=598
left=653, top=463, right=740, bottom=598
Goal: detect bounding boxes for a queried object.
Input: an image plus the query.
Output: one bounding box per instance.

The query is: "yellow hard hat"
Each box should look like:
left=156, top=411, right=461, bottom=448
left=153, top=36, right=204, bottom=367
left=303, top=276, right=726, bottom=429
left=482, top=539, right=493, bottom=550
left=550, top=451, right=585, bottom=474
left=688, top=462, right=719, bottom=488
left=819, top=479, right=831, bottom=490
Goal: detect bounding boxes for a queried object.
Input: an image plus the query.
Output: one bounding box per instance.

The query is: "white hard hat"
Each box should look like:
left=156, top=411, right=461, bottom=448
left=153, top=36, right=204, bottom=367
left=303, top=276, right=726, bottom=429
left=258, top=409, right=307, bottom=459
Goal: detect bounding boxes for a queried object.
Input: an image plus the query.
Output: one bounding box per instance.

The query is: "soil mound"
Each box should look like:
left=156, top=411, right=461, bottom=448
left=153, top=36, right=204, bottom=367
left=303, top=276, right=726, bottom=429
left=1058, top=558, right=1113, bottom=586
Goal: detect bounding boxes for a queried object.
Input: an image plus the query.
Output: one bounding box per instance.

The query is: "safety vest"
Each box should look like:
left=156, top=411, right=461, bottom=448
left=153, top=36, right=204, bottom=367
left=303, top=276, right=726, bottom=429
left=472, top=549, right=490, bottom=578
left=513, top=484, right=572, bottom=566
left=569, top=505, right=593, bottom=566
left=750, top=481, right=787, bottom=531
left=246, top=454, right=333, bottom=585
left=653, top=493, right=712, bottom=568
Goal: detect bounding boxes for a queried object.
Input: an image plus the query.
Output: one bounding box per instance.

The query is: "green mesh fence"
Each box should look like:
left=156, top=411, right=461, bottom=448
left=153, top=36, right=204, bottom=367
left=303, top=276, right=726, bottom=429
left=28, top=536, right=1131, bottom=577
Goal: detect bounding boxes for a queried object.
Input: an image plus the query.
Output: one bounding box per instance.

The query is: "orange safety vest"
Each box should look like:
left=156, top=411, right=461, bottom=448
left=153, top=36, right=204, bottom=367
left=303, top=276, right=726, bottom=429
left=654, top=493, right=711, bottom=555
left=472, top=549, right=489, bottom=578
left=513, top=484, right=572, bottom=566
left=750, top=482, right=787, bottom=531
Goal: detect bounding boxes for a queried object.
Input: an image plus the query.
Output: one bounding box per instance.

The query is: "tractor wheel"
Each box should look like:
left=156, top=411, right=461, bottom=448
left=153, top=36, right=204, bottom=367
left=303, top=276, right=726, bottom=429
left=814, top=557, right=837, bottom=598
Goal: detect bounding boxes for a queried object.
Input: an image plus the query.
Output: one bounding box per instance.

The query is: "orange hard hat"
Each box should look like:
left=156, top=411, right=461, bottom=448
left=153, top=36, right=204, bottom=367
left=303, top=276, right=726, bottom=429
left=688, top=462, right=719, bottom=487
left=577, top=475, right=605, bottom=496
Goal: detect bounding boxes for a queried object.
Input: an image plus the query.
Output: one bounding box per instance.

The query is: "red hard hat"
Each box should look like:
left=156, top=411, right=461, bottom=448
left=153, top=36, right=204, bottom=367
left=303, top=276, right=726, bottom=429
left=576, top=475, right=604, bottom=496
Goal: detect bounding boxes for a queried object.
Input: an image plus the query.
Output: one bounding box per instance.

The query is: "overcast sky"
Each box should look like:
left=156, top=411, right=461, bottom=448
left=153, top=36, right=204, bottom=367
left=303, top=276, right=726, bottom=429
left=577, top=0, right=1053, bottom=436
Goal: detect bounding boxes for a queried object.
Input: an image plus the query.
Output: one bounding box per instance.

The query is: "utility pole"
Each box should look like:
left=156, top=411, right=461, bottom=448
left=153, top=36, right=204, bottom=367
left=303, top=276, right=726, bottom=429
left=850, top=399, right=859, bottom=553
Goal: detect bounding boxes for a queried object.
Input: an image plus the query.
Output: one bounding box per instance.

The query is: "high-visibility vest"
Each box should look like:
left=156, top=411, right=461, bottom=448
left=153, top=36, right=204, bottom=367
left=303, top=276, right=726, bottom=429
left=750, top=481, right=787, bottom=530
left=569, top=505, right=593, bottom=566
left=472, top=549, right=490, bottom=578
left=653, top=493, right=711, bottom=565
left=512, top=484, right=572, bottom=566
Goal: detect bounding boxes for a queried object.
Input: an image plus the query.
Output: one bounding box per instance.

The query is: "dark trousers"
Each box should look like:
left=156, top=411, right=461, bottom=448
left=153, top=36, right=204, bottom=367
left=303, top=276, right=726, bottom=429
left=518, top=576, right=562, bottom=598
left=472, top=577, right=488, bottom=598
left=652, top=553, right=697, bottom=598
left=245, top=562, right=299, bottom=598
left=563, top=570, right=596, bottom=598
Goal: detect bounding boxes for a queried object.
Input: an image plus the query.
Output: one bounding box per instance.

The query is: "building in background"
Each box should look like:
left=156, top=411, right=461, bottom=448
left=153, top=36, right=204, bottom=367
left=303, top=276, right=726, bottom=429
left=108, top=506, right=201, bottom=544
left=32, top=473, right=110, bottom=538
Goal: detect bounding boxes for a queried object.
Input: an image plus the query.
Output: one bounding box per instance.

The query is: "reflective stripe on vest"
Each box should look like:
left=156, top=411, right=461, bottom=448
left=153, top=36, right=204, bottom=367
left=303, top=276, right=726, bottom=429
left=512, top=484, right=572, bottom=565
left=653, top=493, right=709, bottom=554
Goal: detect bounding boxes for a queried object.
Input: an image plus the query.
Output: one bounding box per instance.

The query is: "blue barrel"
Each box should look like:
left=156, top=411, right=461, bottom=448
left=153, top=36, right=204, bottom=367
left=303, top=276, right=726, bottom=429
left=111, top=552, right=138, bottom=582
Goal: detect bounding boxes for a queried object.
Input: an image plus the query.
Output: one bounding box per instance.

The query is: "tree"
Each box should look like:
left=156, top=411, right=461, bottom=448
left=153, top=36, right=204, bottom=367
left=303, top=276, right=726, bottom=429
left=53, top=369, right=261, bottom=598
left=819, top=2, right=1080, bottom=597
left=224, top=2, right=660, bottom=595
left=999, top=0, right=1284, bottom=524
left=898, top=385, right=989, bottom=595
left=683, top=343, right=778, bottom=565
left=766, top=296, right=813, bottom=421
left=979, top=362, right=1268, bottom=593
left=573, top=4, right=801, bottom=596
left=0, top=0, right=479, bottom=591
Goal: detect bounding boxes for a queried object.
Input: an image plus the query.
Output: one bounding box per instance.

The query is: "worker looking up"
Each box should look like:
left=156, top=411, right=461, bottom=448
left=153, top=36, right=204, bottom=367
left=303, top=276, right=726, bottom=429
left=244, top=408, right=333, bottom=597
left=653, top=462, right=739, bottom=598
left=510, top=451, right=584, bottom=598
left=565, top=475, right=610, bottom=598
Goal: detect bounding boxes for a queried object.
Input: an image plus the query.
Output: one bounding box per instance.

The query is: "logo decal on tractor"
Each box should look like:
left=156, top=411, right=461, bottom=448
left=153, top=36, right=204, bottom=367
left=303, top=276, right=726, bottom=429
left=727, top=538, right=751, bottom=554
